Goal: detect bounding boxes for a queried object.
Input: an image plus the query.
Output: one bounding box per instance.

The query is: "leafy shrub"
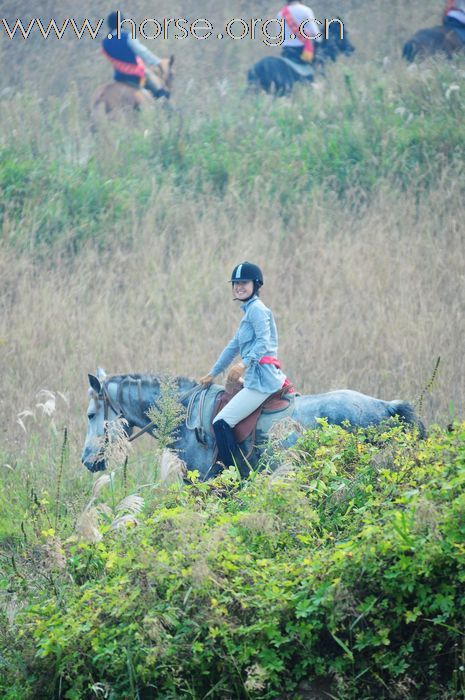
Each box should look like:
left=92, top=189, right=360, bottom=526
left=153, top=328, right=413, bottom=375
left=2, top=421, right=465, bottom=698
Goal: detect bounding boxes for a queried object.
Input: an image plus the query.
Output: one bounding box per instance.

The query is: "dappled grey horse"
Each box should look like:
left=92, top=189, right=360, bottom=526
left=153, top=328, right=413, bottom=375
left=81, top=369, right=424, bottom=479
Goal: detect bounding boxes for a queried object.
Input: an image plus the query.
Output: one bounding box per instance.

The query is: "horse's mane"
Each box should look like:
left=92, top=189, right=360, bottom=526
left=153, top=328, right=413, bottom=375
left=106, top=373, right=198, bottom=392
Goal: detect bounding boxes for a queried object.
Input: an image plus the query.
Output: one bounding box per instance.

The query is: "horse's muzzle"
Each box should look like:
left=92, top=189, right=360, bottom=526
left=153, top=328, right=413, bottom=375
left=82, top=453, right=106, bottom=472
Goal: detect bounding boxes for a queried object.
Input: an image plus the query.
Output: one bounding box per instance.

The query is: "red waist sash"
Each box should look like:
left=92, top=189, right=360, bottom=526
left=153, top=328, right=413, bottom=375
left=280, top=5, right=314, bottom=61
left=102, top=49, right=145, bottom=78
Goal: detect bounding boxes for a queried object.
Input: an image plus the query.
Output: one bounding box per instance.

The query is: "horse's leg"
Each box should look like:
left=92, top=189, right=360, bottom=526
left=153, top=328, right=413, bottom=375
left=91, top=86, right=106, bottom=114
left=133, top=91, right=145, bottom=111
left=445, top=29, right=464, bottom=55
left=263, top=60, right=286, bottom=95
left=247, top=59, right=300, bottom=96
left=278, top=65, right=297, bottom=96
left=250, top=61, right=273, bottom=93
left=402, top=40, right=417, bottom=62
left=247, top=66, right=261, bottom=92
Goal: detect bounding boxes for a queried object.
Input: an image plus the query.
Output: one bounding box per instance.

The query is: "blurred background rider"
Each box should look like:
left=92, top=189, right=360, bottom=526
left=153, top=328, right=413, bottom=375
left=277, top=1, right=322, bottom=64
left=443, top=0, right=465, bottom=36
left=102, top=11, right=170, bottom=99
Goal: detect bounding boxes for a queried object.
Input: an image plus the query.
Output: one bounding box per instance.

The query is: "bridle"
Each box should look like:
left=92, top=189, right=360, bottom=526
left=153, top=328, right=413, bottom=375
left=98, top=379, right=203, bottom=448
left=98, top=382, right=125, bottom=458
left=101, top=381, right=123, bottom=424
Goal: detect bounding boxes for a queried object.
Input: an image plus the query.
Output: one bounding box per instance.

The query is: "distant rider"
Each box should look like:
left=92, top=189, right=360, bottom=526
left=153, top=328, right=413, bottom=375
left=102, top=11, right=169, bottom=99
left=443, top=0, right=465, bottom=39
left=277, top=1, right=322, bottom=64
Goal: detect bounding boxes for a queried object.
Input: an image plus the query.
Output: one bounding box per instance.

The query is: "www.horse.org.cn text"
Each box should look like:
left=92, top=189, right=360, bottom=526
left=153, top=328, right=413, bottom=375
left=1, top=15, right=345, bottom=44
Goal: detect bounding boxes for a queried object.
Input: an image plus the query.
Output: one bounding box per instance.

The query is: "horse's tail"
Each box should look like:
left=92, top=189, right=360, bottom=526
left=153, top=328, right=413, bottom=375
left=388, top=400, right=426, bottom=438
left=402, top=40, right=416, bottom=62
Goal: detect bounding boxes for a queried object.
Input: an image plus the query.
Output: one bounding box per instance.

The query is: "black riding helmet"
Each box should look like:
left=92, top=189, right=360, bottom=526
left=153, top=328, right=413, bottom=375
left=230, top=262, right=263, bottom=297
left=107, top=11, right=125, bottom=30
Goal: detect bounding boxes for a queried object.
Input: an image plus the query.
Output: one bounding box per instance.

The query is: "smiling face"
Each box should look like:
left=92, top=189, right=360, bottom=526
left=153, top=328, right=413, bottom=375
left=232, top=279, right=254, bottom=301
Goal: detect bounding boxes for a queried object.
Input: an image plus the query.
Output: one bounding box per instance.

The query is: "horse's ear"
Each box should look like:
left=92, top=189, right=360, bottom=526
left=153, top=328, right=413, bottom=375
left=88, top=374, right=101, bottom=394
left=96, top=367, right=107, bottom=381
left=169, top=54, right=175, bottom=66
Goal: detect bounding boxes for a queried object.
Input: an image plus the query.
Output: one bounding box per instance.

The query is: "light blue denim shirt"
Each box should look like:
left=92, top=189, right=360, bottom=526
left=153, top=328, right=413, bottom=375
left=210, top=296, right=286, bottom=393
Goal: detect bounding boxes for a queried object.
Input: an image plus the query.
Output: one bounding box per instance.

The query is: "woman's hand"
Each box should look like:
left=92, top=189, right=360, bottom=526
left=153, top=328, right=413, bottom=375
left=198, top=373, right=215, bottom=386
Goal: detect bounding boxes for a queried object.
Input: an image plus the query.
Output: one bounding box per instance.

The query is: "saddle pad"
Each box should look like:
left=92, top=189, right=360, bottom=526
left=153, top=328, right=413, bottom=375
left=279, top=56, right=314, bottom=78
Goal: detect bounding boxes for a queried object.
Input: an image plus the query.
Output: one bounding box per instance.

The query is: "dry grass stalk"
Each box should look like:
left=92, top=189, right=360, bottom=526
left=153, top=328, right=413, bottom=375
left=110, top=514, right=140, bottom=531
left=75, top=507, right=102, bottom=543
left=158, top=449, right=187, bottom=486
left=41, top=536, right=67, bottom=571
left=91, top=473, right=114, bottom=500
left=244, top=664, right=268, bottom=692
left=103, top=420, right=131, bottom=472
left=116, top=494, right=144, bottom=514
left=267, top=418, right=305, bottom=443
left=16, top=410, right=35, bottom=433
left=35, top=389, right=56, bottom=417
left=96, top=503, right=113, bottom=518
left=268, top=460, right=297, bottom=484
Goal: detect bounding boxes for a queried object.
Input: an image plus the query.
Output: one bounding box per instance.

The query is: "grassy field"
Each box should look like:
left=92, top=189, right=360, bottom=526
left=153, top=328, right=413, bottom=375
left=1, top=0, right=465, bottom=697
left=1, top=56, right=464, bottom=454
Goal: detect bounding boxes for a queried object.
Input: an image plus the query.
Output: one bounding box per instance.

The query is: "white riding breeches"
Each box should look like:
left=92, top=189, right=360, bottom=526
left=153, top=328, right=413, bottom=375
left=213, top=387, right=271, bottom=427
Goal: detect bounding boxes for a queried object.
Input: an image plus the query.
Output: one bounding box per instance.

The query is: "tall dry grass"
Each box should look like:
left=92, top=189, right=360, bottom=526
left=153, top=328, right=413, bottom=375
left=1, top=174, right=464, bottom=464
left=1, top=0, right=464, bottom=468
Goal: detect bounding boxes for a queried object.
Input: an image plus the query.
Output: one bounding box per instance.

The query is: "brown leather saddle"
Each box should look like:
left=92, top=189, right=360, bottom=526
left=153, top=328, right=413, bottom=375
left=210, top=380, right=294, bottom=444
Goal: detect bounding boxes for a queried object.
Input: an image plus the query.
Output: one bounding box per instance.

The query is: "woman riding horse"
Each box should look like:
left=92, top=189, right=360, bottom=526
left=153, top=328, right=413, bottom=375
left=278, top=0, right=322, bottom=64
left=403, top=0, right=465, bottom=61
left=199, top=262, right=290, bottom=476
left=443, top=0, right=465, bottom=40
left=102, top=11, right=170, bottom=100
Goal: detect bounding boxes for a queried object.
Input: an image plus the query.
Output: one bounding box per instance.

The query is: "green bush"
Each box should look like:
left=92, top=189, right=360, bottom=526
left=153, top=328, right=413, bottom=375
left=2, top=421, right=465, bottom=699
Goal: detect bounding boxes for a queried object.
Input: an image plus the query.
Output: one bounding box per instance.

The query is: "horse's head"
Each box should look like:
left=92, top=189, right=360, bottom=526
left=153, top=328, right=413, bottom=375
left=319, top=19, right=355, bottom=63
left=81, top=368, right=129, bottom=472
left=152, top=54, right=175, bottom=97
left=337, top=29, right=355, bottom=58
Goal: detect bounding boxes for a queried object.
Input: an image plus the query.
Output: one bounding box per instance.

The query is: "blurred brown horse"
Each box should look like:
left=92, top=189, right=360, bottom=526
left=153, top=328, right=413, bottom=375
left=92, top=55, right=174, bottom=114
left=403, top=25, right=465, bottom=61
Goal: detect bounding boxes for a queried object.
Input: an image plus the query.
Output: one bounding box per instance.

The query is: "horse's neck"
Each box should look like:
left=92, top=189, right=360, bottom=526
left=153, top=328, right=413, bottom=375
left=107, top=374, right=196, bottom=429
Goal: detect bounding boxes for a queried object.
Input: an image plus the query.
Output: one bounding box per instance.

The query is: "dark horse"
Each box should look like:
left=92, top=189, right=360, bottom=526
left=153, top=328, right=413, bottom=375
left=403, top=24, right=465, bottom=62
left=248, top=22, right=354, bottom=96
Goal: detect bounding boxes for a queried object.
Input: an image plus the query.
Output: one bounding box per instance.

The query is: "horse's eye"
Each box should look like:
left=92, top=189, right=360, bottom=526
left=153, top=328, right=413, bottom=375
left=88, top=413, right=96, bottom=421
